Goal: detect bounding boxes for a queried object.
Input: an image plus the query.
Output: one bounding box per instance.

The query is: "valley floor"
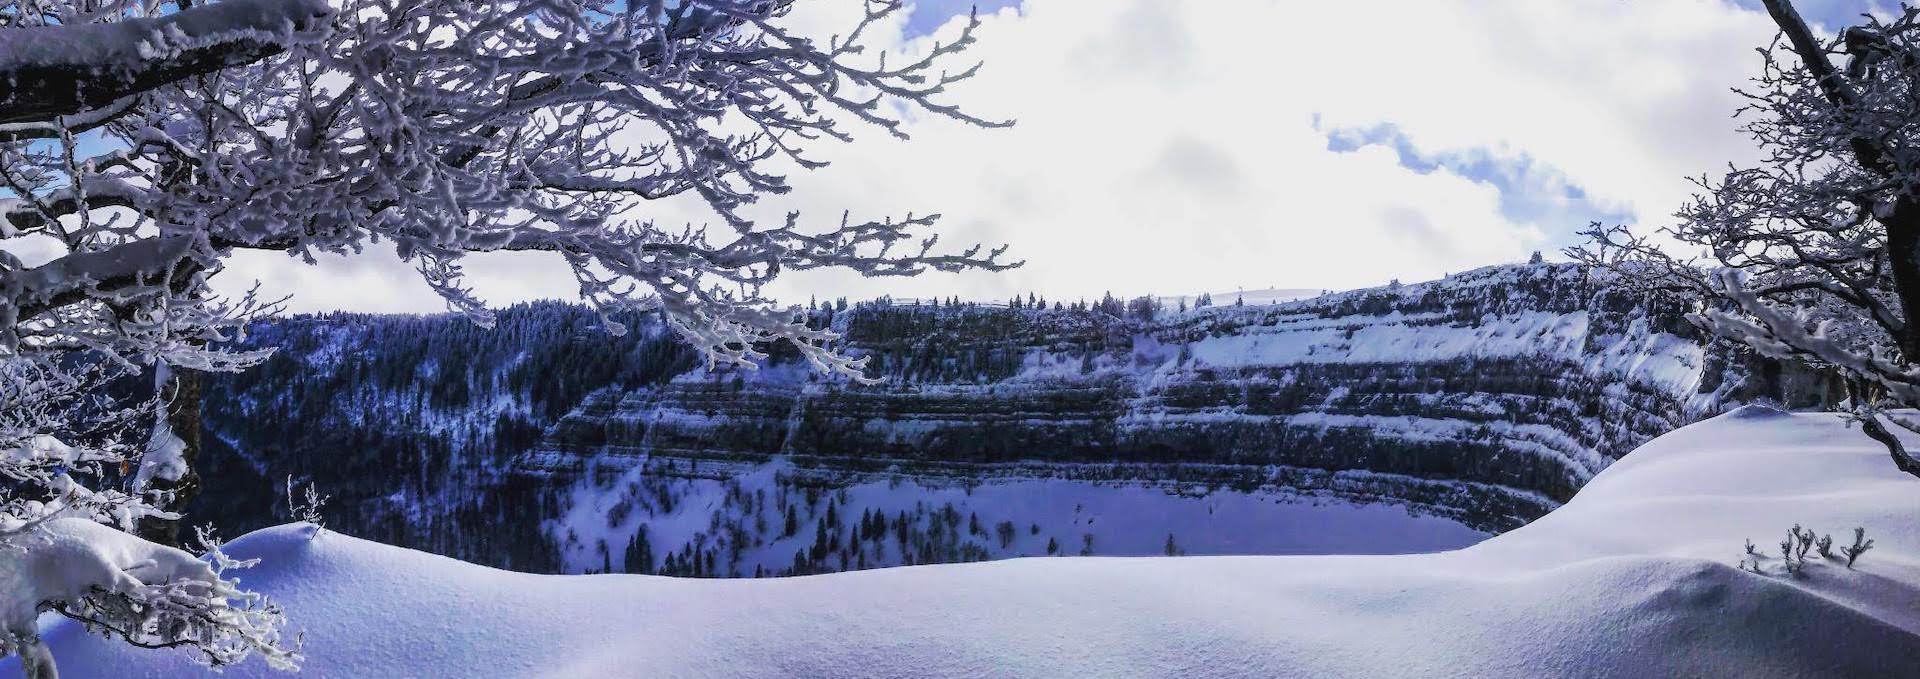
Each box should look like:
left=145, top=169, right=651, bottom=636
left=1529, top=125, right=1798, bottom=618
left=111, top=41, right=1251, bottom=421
left=549, top=459, right=1495, bottom=576
left=12, top=406, right=1920, bottom=678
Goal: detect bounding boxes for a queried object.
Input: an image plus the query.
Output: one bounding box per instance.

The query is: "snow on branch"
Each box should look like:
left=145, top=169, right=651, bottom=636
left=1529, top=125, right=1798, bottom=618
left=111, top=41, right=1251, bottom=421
left=0, top=0, right=333, bottom=125
left=1, top=519, right=299, bottom=677
left=1, top=0, right=1015, bottom=382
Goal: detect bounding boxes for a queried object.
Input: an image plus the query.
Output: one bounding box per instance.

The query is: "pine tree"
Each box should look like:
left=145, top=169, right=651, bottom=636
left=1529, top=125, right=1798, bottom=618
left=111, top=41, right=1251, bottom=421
left=626, top=526, right=654, bottom=574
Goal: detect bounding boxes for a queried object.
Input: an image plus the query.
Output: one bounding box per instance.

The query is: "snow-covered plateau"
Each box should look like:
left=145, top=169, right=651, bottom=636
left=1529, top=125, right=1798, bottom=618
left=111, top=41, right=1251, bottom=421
left=13, top=405, right=1918, bottom=678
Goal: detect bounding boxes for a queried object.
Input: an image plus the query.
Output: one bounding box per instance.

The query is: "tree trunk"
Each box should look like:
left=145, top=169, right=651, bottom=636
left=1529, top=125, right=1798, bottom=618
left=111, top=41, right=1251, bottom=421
left=135, top=369, right=203, bottom=548
left=1886, top=200, right=1920, bottom=361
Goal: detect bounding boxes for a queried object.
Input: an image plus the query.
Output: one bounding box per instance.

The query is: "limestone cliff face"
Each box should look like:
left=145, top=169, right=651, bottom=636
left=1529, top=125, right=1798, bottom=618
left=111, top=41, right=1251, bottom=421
left=514, top=263, right=1835, bottom=532
left=199, top=265, right=1834, bottom=571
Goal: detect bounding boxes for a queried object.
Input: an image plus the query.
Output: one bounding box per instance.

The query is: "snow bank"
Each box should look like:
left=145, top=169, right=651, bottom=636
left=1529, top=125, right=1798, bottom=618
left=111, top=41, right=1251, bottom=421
left=12, top=407, right=1920, bottom=677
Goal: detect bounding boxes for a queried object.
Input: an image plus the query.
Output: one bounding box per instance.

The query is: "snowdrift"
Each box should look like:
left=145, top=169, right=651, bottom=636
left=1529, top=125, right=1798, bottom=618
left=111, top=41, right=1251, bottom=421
left=12, top=406, right=1920, bottom=678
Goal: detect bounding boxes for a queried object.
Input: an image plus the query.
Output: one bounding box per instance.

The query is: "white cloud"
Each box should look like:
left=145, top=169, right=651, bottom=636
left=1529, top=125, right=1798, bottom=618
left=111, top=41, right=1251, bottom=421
left=211, top=0, right=1788, bottom=313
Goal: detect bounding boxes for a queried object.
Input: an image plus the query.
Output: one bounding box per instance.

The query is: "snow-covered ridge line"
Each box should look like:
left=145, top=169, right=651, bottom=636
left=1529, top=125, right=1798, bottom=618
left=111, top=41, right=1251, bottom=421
left=527, top=263, right=1802, bottom=501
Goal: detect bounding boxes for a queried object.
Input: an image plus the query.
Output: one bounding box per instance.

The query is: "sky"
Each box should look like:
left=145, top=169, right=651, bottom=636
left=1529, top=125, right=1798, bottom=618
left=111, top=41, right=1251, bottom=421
left=202, top=0, right=1891, bottom=312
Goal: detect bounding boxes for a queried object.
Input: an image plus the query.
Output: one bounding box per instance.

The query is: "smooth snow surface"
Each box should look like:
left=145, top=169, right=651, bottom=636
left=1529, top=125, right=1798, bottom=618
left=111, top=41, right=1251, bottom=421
left=14, top=407, right=1920, bottom=678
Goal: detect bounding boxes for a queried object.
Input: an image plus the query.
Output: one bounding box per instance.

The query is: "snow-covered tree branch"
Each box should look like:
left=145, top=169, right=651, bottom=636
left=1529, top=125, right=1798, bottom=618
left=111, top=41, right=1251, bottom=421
left=0, top=360, right=158, bottom=535
left=3, top=0, right=1014, bottom=378
left=2, top=520, right=299, bottom=679
left=1572, top=0, right=1920, bottom=480
left=1, top=0, right=1012, bottom=673
left=0, top=0, right=333, bottom=127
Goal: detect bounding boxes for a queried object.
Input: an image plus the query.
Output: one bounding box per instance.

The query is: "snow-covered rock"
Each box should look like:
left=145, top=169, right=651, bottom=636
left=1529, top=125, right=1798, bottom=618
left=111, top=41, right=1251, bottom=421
left=16, top=407, right=1918, bottom=678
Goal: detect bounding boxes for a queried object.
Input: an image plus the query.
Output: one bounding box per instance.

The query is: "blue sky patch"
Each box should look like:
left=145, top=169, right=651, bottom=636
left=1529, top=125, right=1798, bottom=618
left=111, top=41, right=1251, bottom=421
left=904, top=0, right=1021, bottom=37
left=1727, top=0, right=1889, bottom=29
left=1320, top=121, right=1634, bottom=247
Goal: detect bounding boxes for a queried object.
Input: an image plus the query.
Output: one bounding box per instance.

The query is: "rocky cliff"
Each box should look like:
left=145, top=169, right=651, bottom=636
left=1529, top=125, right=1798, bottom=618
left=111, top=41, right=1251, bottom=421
left=517, top=263, right=1833, bottom=539
left=199, top=263, right=1835, bottom=573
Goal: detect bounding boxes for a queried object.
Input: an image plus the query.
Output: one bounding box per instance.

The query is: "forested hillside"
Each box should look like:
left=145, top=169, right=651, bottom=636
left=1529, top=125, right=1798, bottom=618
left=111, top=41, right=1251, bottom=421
left=194, top=264, right=1835, bottom=574
left=193, top=302, right=697, bottom=570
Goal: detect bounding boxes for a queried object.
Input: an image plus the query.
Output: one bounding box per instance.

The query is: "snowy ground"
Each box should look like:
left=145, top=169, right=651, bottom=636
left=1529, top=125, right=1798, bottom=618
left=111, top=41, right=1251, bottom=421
left=13, top=405, right=1920, bottom=677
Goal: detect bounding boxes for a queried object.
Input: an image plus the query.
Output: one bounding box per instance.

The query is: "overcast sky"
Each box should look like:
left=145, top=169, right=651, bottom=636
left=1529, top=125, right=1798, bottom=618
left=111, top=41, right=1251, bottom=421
left=216, top=0, right=1893, bottom=314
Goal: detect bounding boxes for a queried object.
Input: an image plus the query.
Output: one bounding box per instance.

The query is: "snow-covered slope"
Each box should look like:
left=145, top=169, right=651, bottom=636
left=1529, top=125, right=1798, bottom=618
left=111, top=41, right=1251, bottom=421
left=18, top=406, right=1919, bottom=678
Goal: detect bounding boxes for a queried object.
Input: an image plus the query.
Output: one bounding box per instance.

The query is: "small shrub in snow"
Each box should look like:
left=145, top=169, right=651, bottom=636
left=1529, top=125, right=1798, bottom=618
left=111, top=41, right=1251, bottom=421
left=1845, top=527, right=1875, bottom=568
left=1777, top=524, right=1817, bottom=578
left=286, top=476, right=330, bottom=534
left=1739, top=537, right=1767, bottom=574
left=1741, top=524, right=1880, bottom=577
left=1779, top=536, right=1806, bottom=578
